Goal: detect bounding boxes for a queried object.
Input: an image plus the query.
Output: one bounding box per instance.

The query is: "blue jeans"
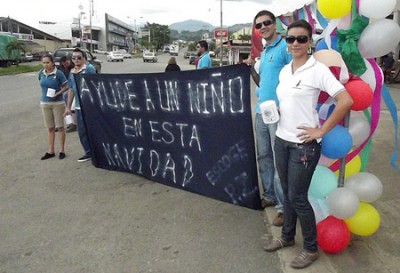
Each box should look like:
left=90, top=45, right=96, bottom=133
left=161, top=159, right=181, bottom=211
left=255, top=114, right=284, bottom=213
left=274, top=137, right=321, bottom=252
left=76, top=109, right=91, bottom=157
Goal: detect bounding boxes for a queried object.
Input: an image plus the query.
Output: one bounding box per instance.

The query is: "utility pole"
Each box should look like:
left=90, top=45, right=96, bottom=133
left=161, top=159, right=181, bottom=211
left=89, top=0, right=93, bottom=53
left=220, top=0, right=223, bottom=66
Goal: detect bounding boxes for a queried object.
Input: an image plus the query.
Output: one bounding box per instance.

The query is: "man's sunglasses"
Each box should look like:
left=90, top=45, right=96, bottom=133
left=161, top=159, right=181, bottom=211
left=255, top=19, right=273, bottom=29
left=285, top=35, right=309, bottom=44
left=71, top=56, right=83, bottom=60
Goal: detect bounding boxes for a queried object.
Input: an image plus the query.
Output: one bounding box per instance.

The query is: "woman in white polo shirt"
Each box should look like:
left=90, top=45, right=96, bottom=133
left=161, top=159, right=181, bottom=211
left=263, top=20, right=353, bottom=269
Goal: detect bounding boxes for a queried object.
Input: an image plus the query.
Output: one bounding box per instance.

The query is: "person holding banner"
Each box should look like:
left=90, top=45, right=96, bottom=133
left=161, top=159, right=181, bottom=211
left=196, top=40, right=212, bottom=69
left=64, top=48, right=96, bottom=163
left=246, top=10, right=292, bottom=226
left=263, top=20, right=353, bottom=269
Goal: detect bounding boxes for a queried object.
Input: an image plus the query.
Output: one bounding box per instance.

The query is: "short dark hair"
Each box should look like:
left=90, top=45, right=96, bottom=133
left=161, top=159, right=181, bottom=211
left=72, top=47, right=86, bottom=59
left=254, top=10, right=276, bottom=25
left=287, top=19, right=312, bottom=38
left=42, top=54, right=54, bottom=63
left=197, top=40, right=208, bottom=51
left=59, top=55, right=69, bottom=63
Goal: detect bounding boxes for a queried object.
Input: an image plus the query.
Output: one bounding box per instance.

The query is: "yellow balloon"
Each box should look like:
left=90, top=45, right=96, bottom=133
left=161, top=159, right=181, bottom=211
left=318, top=0, right=352, bottom=19
left=335, top=153, right=361, bottom=178
left=345, top=202, right=380, bottom=236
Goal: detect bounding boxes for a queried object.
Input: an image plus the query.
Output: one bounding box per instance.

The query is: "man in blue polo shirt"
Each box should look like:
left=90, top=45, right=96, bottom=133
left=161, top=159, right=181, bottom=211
left=64, top=48, right=96, bottom=163
left=249, top=10, right=292, bottom=226
left=196, top=40, right=212, bottom=69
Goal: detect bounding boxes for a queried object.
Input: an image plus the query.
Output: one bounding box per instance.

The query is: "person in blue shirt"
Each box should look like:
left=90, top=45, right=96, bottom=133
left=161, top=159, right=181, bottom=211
left=64, top=48, right=96, bottom=162
left=38, top=54, right=68, bottom=160
left=196, top=40, right=212, bottom=69
left=245, top=10, right=292, bottom=226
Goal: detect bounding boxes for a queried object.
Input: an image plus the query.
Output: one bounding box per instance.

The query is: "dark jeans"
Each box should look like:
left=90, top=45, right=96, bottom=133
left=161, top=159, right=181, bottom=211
left=274, top=137, right=321, bottom=253
left=76, top=109, right=91, bottom=157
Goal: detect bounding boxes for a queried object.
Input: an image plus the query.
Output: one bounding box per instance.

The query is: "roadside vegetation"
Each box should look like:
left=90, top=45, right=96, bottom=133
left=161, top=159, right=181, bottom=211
left=0, top=64, right=42, bottom=76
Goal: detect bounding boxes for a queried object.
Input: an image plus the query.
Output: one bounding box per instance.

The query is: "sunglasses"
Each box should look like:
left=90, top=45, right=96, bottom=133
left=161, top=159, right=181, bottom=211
left=71, top=56, right=82, bottom=60
left=285, top=35, right=309, bottom=44
left=196, top=45, right=201, bottom=48
left=255, top=19, right=273, bottom=29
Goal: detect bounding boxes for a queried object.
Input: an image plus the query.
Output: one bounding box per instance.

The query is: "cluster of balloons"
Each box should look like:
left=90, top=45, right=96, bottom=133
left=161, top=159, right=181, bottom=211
left=307, top=0, right=398, bottom=254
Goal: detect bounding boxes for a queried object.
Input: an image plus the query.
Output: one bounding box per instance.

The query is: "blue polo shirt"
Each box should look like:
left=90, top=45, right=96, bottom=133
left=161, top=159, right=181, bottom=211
left=68, top=63, right=96, bottom=109
left=255, top=35, right=292, bottom=113
left=38, top=68, right=67, bottom=103
left=197, top=52, right=212, bottom=69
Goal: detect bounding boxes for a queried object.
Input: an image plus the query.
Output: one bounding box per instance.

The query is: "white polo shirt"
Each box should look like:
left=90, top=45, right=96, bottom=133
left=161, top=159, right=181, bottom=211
left=276, top=56, right=345, bottom=143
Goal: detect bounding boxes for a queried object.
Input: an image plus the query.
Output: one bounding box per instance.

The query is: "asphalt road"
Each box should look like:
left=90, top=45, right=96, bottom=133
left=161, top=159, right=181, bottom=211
left=1, top=50, right=399, bottom=273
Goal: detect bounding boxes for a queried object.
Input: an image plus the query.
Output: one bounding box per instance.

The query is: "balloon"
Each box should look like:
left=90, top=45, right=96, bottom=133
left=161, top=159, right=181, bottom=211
left=344, top=79, right=374, bottom=111
left=318, top=0, right=352, bottom=19
left=344, top=172, right=383, bottom=202
left=327, top=187, right=360, bottom=219
left=313, top=49, right=342, bottom=67
left=318, top=154, right=335, bottom=167
left=309, top=165, right=338, bottom=199
left=358, top=19, right=400, bottom=59
left=345, top=202, right=380, bottom=236
left=321, top=125, right=352, bottom=159
left=348, top=111, right=370, bottom=147
left=359, top=0, right=396, bottom=19
left=317, top=216, right=351, bottom=254
left=309, top=196, right=329, bottom=223
left=334, top=152, right=362, bottom=178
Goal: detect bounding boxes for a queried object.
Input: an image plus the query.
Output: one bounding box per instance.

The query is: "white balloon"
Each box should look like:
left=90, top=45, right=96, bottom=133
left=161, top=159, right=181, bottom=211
left=358, top=19, right=400, bottom=59
left=327, top=187, right=360, bottom=219
left=348, top=111, right=371, bottom=147
left=359, top=0, right=396, bottom=19
left=344, top=172, right=383, bottom=202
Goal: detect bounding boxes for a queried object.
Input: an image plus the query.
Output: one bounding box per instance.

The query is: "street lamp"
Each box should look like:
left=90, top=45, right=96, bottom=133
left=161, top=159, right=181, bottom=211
left=218, top=0, right=239, bottom=66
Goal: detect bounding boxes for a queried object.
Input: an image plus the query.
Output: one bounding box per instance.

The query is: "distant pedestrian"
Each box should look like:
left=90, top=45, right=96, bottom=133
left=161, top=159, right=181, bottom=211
left=196, top=40, right=212, bottom=69
left=165, top=57, right=181, bottom=72
left=38, top=54, right=68, bottom=160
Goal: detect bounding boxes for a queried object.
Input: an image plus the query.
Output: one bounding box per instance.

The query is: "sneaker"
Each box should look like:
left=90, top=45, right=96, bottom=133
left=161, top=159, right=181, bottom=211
left=272, top=212, right=284, bottom=227
left=41, top=152, right=55, bottom=160
left=261, top=199, right=277, bottom=208
left=77, top=155, right=91, bottom=162
left=263, top=238, right=295, bottom=252
left=66, top=124, right=77, bottom=133
left=290, top=251, right=319, bottom=269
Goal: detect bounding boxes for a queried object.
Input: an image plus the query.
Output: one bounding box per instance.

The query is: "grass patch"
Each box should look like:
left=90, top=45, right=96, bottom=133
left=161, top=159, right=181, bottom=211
left=0, top=64, right=42, bottom=76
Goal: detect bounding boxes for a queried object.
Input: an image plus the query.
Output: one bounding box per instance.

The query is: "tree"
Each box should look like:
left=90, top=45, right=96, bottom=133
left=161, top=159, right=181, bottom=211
left=5, top=40, right=25, bottom=65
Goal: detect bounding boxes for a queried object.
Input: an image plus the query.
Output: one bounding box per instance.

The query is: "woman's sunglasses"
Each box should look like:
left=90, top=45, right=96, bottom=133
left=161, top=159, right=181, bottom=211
left=285, top=35, right=309, bottom=44
left=255, top=20, right=273, bottom=29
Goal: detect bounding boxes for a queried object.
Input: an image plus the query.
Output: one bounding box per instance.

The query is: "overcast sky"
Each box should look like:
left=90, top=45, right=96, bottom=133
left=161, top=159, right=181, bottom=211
left=2, top=0, right=315, bottom=28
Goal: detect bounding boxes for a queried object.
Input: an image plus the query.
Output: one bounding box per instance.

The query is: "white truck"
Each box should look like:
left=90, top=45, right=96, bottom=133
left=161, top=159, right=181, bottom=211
left=169, top=45, right=179, bottom=56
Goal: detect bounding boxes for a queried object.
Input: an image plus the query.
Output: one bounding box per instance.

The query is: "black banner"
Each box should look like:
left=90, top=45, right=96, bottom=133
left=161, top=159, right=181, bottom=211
left=77, top=65, right=261, bottom=209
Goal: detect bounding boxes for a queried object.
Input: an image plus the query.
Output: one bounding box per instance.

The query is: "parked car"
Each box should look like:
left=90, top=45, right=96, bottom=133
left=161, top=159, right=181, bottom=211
left=32, top=51, right=52, bottom=61
left=53, top=47, right=101, bottom=73
left=143, top=51, right=157, bottom=63
left=107, top=51, right=124, bottom=62
left=22, top=52, right=34, bottom=62
left=209, top=51, right=216, bottom=58
left=93, top=49, right=108, bottom=55
left=189, top=53, right=198, bottom=64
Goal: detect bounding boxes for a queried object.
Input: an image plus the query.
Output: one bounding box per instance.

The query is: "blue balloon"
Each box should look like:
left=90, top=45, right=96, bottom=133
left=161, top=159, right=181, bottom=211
left=321, top=124, right=352, bottom=159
